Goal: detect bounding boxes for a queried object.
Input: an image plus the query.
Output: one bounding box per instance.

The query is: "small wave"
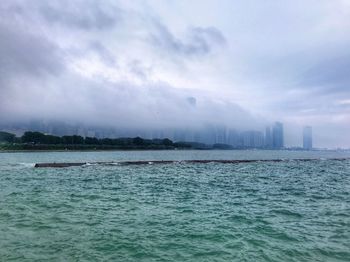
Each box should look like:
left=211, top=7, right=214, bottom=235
left=272, top=209, right=303, bottom=218
left=83, top=162, right=95, bottom=167
left=19, top=163, right=35, bottom=168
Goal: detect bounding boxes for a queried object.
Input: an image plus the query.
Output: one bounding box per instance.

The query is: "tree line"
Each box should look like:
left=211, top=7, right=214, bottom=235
left=0, top=131, right=187, bottom=148
left=16, top=131, right=175, bottom=146
left=0, top=131, right=230, bottom=150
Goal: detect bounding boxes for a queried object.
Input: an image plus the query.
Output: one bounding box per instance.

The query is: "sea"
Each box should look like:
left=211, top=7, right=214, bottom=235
left=0, top=150, right=349, bottom=261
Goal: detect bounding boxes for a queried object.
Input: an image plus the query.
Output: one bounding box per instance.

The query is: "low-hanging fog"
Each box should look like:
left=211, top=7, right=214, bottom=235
left=1, top=0, right=350, bottom=148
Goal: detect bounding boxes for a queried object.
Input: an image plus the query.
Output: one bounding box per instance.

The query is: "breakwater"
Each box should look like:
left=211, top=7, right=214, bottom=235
left=34, top=157, right=350, bottom=168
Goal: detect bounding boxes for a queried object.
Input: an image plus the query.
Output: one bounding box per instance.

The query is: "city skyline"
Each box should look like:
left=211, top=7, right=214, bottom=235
left=1, top=120, right=320, bottom=149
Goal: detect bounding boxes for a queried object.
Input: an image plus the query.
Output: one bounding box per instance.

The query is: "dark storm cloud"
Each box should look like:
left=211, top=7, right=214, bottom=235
left=150, top=20, right=226, bottom=56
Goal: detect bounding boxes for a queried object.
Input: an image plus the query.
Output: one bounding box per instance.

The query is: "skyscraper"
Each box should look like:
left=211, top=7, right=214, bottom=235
left=227, top=129, right=239, bottom=147
left=241, top=131, right=264, bottom=148
left=303, top=126, right=312, bottom=150
left=272, top=122, right=284, bottom=149
left=265, top=126, right=272, bottom=148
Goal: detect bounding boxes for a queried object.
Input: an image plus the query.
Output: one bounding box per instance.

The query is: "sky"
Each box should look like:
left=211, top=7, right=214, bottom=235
left=0, top=0, right=350, bottom=148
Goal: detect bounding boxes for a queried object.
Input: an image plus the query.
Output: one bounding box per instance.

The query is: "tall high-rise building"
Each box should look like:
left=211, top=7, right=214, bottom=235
left=303, top=126, right=312, bottom=150
left=241, top=131, right=264, bottom=148
left=265, top=126, right=272, bottom=148
left=241, top=131, right=253, bottom=148
left=215, top=125, right=227, bottom=144
left=227, top=129, right=238, bottom=147
left=272, top=122, right=284, bottom=149
left=253, top=131, right=264, bottom=148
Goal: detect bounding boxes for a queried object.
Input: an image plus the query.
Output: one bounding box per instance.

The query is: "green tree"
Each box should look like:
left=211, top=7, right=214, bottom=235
left=0, top=131, right=16, bottom=143
left=100, top=138, right=113, bottom=145
left=133, top=137, right=144, bottom=145
left=44, top=135, right=62, bottom=144
left=162, top=138, right=173, bottom=146
left=85, top=137, right=99, bottom=145
left=21, top=131, right=46, bottom=144
left=62, top=135, right=84, bottom=144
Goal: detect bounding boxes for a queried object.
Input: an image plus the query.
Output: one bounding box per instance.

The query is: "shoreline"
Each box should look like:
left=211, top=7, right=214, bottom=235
left=0, top=148, right=346, bottom=153
left=0, top=149, right=180, bottom=153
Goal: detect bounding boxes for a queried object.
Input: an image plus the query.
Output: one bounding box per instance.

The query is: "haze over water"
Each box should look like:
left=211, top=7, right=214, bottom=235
left=1, top=150, right=349, bottom=261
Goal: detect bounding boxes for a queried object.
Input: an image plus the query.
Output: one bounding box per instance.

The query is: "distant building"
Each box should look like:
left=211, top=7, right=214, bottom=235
left=253, top=131, right=264, bottom=148
left=227, top=129, right=240, bottom=147
left=215, top=125, right=227, bottom=144
left=272, top=122, right=284, bottom=149
left=241, top=131, right=253, bottom=147
left=241, top=131, right=264, bottom=148
left=303, top=126, right=312, bottom=150
left=265, top=126, right=272, bottom=148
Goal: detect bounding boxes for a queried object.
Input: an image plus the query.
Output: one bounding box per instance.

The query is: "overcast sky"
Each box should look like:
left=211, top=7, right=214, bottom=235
left=1, top=0, right=350, bottom=148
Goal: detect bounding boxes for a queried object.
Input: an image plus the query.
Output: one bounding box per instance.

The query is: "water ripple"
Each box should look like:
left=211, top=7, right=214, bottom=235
left=0, top=153, right=350, bottom=261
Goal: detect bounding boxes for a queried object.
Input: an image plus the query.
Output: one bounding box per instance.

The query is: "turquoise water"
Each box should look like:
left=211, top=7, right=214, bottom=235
left=0, top=150, right=350, bottom=261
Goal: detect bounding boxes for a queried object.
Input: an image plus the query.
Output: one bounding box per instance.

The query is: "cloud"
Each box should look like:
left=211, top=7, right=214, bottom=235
left=0, top=1, right=253, bottom=131
left=39, top=0, right=121, bottom=30
left=300, top=54, right=350, bottom=94
left=150, top=20, right=226, bottom=57
left=0, top=71, right=259, bottom=131
left=88, top=41, right=117, bottom=66
left=0, top=24, right=63, bottom=79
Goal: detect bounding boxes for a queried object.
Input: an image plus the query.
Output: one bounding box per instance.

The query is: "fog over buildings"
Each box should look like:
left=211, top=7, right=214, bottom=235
left=303, top=126, right=313, bottom=150
left=1, top=1, right=350, bottom=148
